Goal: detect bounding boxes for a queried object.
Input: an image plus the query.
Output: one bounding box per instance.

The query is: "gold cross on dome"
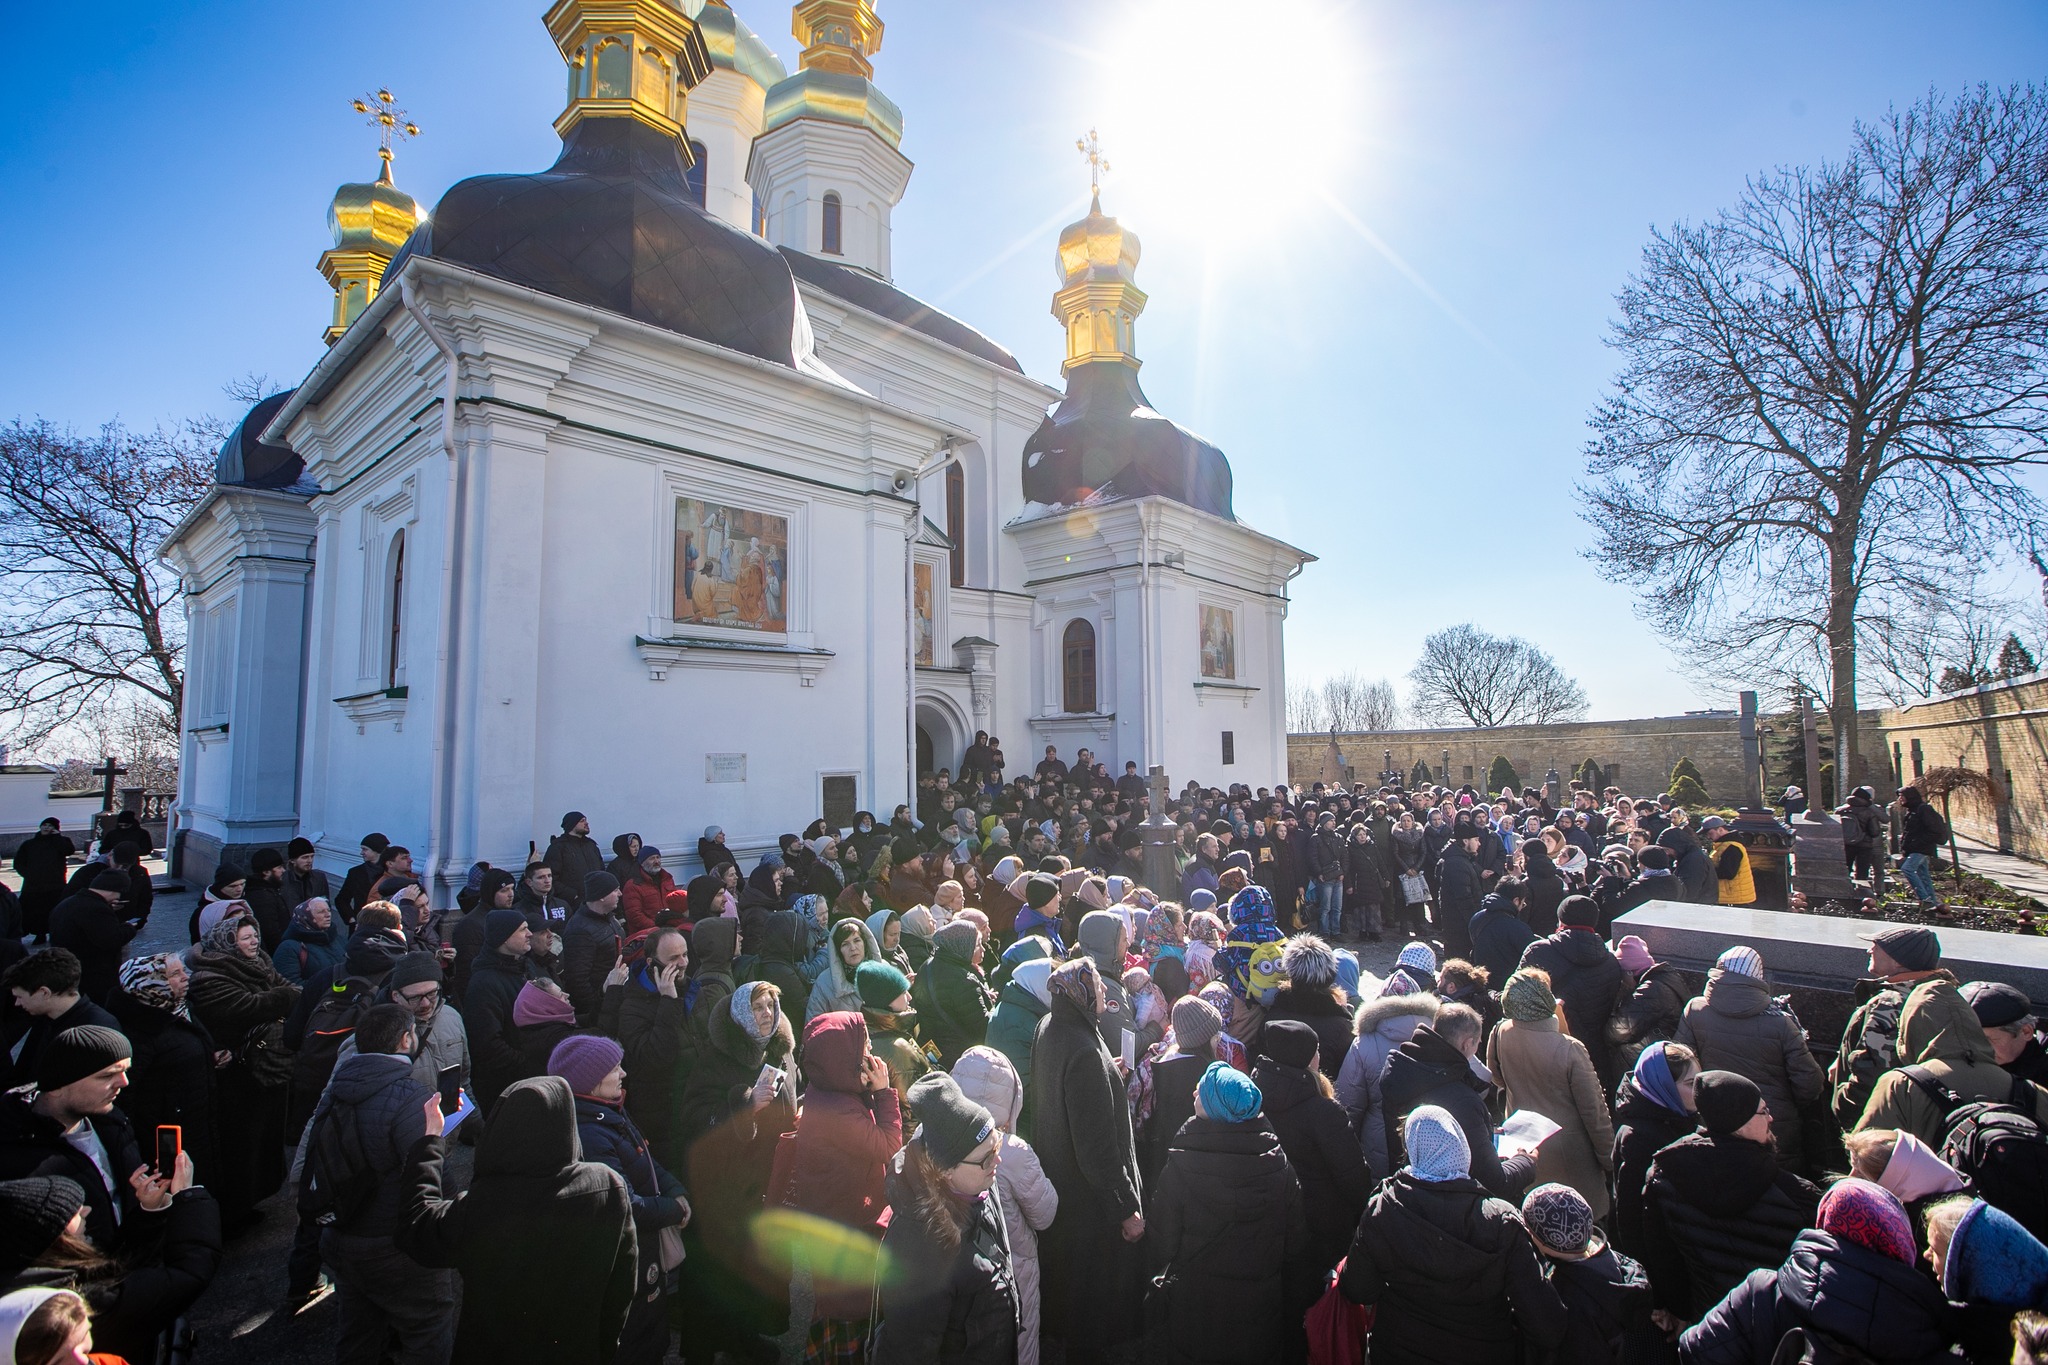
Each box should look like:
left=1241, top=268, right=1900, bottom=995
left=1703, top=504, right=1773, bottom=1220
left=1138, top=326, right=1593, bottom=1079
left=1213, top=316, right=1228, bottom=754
left=1076, top=128, right=1110, bottom=201
left=351, top=89, right=421, bottom=179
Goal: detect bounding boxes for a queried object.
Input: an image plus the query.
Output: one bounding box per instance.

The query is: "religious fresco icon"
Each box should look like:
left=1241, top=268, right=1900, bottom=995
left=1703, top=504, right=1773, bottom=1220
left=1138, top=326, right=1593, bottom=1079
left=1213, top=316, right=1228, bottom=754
left=913, top=561, right=936, bottom=666
left=1200, top=604, right=1236, bottom=680
left=673, top=496, right=788, bottom=632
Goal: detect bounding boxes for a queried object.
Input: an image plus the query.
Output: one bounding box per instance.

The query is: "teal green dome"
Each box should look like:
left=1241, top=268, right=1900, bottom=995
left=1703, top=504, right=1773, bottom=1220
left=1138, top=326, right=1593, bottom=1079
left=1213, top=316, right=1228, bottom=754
left=694, top=3, right=788, bottom=91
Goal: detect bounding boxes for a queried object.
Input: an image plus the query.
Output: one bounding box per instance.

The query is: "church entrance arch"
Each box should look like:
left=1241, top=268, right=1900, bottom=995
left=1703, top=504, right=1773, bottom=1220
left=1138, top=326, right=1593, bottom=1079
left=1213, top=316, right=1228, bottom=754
left=914, top=695, right=968, bottom=777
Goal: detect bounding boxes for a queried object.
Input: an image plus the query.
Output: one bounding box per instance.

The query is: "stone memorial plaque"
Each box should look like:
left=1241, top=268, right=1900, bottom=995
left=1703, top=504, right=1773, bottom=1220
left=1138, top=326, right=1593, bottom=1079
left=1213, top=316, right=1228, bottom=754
left=706, top=753, right=747, bottom=784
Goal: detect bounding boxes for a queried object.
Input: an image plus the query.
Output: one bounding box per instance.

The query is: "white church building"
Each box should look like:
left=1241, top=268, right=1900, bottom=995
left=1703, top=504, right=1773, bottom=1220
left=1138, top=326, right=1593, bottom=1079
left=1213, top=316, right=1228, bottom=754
left=162, top=0, right=1312, bottom=894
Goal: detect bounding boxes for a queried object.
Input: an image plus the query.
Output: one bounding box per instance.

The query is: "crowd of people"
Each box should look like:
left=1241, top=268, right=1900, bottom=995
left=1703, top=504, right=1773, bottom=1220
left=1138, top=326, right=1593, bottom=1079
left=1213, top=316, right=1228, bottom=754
left=0, top=761, right=2043, bottom=1365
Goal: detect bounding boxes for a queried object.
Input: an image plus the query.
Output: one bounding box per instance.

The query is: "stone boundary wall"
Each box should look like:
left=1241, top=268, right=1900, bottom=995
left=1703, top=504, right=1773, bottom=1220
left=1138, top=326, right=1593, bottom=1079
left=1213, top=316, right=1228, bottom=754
left=1288, top=709, right=1891, bottom=808
left=1878, top=672, right=2048, bottom=861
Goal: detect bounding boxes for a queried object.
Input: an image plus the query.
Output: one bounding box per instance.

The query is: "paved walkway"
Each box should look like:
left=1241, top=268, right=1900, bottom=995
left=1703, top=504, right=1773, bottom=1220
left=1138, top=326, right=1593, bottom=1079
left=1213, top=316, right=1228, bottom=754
left=1952, top=834, right=2048, bottom=904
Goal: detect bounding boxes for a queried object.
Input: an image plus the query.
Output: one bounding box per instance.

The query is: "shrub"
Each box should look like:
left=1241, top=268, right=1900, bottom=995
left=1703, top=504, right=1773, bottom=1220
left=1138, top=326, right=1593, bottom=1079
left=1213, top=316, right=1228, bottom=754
left=1486, top=755, right=1519, bottom=795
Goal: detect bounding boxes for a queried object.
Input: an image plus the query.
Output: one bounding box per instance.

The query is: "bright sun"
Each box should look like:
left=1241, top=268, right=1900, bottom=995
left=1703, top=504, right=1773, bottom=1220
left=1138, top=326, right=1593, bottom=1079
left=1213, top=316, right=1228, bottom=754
left=1091, top=0, right=1360, bottom=237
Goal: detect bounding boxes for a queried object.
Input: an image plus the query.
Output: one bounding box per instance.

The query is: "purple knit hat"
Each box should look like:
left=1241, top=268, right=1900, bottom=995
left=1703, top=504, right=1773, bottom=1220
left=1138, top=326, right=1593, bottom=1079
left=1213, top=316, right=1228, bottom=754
left=547, top=1035, right=625, bottom=1097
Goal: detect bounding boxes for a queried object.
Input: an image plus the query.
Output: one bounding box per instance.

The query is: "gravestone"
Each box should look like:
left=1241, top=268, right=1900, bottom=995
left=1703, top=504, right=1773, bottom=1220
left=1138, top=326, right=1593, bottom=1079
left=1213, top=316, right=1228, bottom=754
left=1790, top=695, right=1859, bottom=900
left=1139, top=765, right=1178, bottom=897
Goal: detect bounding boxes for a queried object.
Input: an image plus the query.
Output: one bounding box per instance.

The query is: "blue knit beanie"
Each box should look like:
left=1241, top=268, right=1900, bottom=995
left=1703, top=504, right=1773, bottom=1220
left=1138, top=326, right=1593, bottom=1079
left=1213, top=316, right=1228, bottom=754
left=1195, top=1061, right=1261, bottom=1124
left=1404, top=1104, right=1471, bottom=1182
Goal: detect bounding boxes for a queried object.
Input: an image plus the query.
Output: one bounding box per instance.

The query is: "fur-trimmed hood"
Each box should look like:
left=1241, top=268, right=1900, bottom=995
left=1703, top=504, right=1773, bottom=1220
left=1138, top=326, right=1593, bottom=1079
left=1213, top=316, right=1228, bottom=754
left=1353, top=990, right=1441, bottom=1040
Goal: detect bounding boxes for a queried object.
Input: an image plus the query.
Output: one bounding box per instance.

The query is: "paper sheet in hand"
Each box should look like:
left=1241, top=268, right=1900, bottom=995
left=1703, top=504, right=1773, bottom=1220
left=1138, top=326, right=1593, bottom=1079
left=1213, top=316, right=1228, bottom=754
left=1495, top=1109, right=1562, bottom=1159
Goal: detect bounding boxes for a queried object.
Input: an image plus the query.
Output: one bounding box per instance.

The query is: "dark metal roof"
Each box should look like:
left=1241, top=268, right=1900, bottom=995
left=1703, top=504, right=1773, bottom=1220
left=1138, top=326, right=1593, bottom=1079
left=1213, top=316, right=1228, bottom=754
left=384, top=118, right=807, bottom=368
left=1020, top=362, right=1234, bottom=519
left=780, top=248, right=1024, bottom=374
left=214, top=390, right=309, bottom=491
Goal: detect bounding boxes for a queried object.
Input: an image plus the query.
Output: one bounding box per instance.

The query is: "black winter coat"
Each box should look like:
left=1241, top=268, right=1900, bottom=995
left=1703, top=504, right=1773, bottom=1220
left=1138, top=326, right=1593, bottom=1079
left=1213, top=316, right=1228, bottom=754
left=1521, top=859, right=1566, bottom=937
left=1639, top=1132, right=1820, bottom=1320
left=1255, top=1060, right=1367, bottom=1278
left=1538, top=1243, right=1653, bottom=1365
left=562, top=906, right=623, bottom=1027
left=1151, top=1115, right=1309, bottom=1365
left=545, top=832, right=608, bottom=909
left=1340, top=1172, right=1568, bottom=1365
left=1608, top=1074, right=1695, bottom=1260
left=1607, top=962, right=1689, bottom=1079
left=1518, top=928, right=1627, bottom=1082
left=1033, top=992, right=1145, bottom=1349
left=1678, top=1228, right=1956, bottom=1365
left=462, top=948, right=540, bottom=1110
left=873, top=1162, right=1018, bottom=1365
left=304, top=1051, right=434, bottom=1237
left=107, top=991, right=222, bottom=1197
left=1469, top=894, right=1537, bottom=988
left=48, top=891, right=135, bottom=1002
left=573, top=1096, right=687, bottom=1365
left=1380, top=1025, right=1532, bottom=1197
left=910, top=935, right=994, bottom=1069
left=401, top=1077, right=638, bottom=1365
left=1436, top=846, right=1484, bottom=934
left=1142, top=1051, right=1209, bottom=1196
left=612, top=971, right=693, bottom=1169
left=674, top=995, right=796, bottom=1150
left=1263, top=983, right=1353, bottom=1083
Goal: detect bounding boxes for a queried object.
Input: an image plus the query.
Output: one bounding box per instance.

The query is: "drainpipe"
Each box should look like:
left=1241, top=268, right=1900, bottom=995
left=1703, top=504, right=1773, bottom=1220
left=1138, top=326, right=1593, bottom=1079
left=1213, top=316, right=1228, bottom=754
left=401, top=277, right=470, bottom=908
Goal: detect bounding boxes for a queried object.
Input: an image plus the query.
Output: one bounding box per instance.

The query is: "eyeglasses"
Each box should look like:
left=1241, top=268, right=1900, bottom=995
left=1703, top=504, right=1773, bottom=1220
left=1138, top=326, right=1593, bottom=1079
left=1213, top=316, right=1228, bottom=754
left=965, top=1139, right=1005, bottom=1171
left=399, top=989, right=440, bottom=1006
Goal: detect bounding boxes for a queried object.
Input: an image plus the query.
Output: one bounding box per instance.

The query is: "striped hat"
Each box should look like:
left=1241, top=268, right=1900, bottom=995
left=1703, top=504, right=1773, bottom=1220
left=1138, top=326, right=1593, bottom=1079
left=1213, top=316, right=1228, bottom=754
left=1716, top=945, right=1765, bottom=980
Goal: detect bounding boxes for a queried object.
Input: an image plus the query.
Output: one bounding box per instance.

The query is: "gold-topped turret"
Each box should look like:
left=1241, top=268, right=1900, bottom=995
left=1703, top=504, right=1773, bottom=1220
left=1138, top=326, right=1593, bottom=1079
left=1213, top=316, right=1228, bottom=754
left=542, top=0, right=713, bottom=142
left=1053, top=132, right=1146, bottom=374
left=761, top=0, right=901, bottom=146
left=793, top=0, right=884, bottom=79
left=318, top=91, right=426, bottom=345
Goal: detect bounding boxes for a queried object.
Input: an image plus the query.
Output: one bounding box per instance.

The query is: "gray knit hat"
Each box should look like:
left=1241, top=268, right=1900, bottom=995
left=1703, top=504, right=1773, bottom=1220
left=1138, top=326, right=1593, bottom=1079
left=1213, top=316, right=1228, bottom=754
left=1171, top=995, right=1224, bottom=1053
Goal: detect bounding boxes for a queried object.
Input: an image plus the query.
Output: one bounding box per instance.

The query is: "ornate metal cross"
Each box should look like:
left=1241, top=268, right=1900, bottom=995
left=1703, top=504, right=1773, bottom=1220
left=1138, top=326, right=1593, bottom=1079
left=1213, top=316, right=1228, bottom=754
left=352, top=89, right=421, bottom=178
left=1076, top=128, right=1110, bottom=197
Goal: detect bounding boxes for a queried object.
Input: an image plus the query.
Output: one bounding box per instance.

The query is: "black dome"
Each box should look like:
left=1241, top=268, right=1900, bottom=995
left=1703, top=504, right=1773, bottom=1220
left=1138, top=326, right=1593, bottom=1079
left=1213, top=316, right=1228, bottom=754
left=385, top=118, right=806, bottom=367
left=214, top=389, right=306, bottom=490
left=1021, top=363, right=1234, bottom=520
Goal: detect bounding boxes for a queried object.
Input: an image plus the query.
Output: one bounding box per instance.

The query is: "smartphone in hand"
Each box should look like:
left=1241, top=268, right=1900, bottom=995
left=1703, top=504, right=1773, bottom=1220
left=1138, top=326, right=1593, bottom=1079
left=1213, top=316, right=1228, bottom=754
left=155, top=1125, right=182, bottom=1177
left=437, top=1066, right=465, bottom=1115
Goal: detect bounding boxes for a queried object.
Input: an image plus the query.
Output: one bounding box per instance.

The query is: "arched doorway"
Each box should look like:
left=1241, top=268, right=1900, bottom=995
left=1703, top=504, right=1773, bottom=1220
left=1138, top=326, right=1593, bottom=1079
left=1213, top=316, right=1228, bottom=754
left=914, top=696, right=967, bottom=777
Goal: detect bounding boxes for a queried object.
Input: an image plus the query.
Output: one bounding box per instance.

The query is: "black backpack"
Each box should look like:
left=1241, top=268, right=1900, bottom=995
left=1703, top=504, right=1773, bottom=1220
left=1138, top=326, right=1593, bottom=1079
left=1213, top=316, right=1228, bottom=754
left=298, top=1093, right=378, bottom=1229
left=288, top=974, right=379, bottom=1139
left=1901, top=1065, right=2048, bottom=1241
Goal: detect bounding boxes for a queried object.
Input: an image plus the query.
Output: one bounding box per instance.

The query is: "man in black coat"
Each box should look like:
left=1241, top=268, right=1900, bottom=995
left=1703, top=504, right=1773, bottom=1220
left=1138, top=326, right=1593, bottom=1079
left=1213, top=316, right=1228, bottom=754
left=1639, top=1070, right=1821, bottom=1326
left=333, top=834, right=390, bottom=928
left=561, top=873, right=624, bottom=1027
left=1435, top=831, right=1484, bottom=959
left=12, top=817, right=77, bottom=941
left=1379, top=1004, right=1535, bottom=1198
left=543, top=811, right=607, bottom=913
left=1468, top=879, right=1536, bottom=989
left=48, top=871, right=135, bottom=1004
left=245, top=847, right=294, bottom=954
left=609, top=926, right=692, bottom=1170
left=281, top=837, right=332, bottom=918
left=2, top=948, right=118, bottom=1088
left=460, top=910, right=544, bottom=1111
left=0, top=1025, right=168, bottom=1249
left=1613, top=846, right=1682, bottom=917
left=1517, top=895, right=1627, bottom=1083
left=1255, top=1020, right=1369, bottom=1278
left=302, top=1002, right=456, bottom=1362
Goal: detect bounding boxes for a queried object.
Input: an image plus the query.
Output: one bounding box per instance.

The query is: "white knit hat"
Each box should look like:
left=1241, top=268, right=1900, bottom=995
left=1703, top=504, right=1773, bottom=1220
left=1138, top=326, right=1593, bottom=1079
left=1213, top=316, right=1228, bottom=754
left=1717, top=945, right=1765, bottom=980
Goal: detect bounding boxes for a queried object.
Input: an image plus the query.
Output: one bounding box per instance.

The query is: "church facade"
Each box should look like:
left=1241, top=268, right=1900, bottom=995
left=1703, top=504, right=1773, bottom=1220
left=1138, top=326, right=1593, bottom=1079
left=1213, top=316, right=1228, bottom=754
left=161, top=0, right=1311, bottom=895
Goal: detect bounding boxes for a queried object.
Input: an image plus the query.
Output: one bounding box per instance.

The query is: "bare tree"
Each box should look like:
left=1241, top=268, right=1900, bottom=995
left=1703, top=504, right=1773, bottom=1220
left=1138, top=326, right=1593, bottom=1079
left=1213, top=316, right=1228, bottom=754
left=0, top=420, right=215, bottom=747
left=1861, top=575, right=2020, bottom=704
left=1582, top=86, right=2048, bottom=782
left=1286, top=683, right=1330, bottom=735
left=1320, top=672, right=1403, bottom=731
left=1406, top=624, right=1590, bottom=728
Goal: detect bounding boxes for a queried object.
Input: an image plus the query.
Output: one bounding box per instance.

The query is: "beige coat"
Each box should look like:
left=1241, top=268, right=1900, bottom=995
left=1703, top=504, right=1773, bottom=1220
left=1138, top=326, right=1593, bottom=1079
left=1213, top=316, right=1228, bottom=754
left=1487, top=1015, right=1616, bottom=1218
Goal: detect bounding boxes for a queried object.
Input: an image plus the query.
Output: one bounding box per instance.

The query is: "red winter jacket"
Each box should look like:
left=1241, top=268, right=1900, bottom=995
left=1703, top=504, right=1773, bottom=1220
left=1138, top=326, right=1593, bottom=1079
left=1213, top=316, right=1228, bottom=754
left=620, top=869, right=686, bottom=935
left=780, top=1013, right=903, bottom=1240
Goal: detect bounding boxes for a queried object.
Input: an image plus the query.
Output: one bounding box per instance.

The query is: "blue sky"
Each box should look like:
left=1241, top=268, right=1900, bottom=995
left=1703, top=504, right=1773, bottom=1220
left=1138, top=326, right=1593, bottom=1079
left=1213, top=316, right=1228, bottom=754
left=3, top=0, right=2043, bottom=720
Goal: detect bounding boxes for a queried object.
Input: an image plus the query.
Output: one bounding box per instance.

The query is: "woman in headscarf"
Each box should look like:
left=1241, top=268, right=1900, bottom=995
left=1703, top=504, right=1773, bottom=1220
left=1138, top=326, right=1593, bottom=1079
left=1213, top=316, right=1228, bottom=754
left=1679, top=1177, right=1952, bottom=1364
left=865, top=908, right=911, bottom=978
left=1486, top=968, right=1615, bottom=1217
left=807, top=919, right=882, bottom=1023
left=1843, top=1128, right=1968, bottom=1247
left=675, top=981, right=798, bottom=1152
left=1340, top=1106, right=1568, bottom=1365
left=108, top=954, right=222, bottom=1197
left=1609, top=1040, right=1698, bottom=1258
left=1032, top=959, right=1145, bottom=1364
left=186, top=913, right=299, bottom=1225
left=401, top=1075, right=639, bottom=1364
left=1927, top=1196, right=2048, bottom=1362
left=1182, top=907, right=1225, bottom=990
left=272, top=895, right=347, bottom=987
left=1134, top=902, right=1186, bottom=964
left=898, top=906, right=938, bottom=976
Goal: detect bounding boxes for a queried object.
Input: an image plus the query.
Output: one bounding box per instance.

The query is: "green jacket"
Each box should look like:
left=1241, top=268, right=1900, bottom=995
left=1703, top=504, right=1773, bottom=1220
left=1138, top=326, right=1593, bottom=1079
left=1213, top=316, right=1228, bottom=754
left=985, top=981, right=1051, bottom=1139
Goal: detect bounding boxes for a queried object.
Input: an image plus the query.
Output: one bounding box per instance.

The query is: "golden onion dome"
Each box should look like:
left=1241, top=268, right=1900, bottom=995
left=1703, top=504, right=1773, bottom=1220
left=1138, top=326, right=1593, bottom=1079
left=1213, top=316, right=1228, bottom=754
left=761, top=67, right=903, bottom=146
left=328, top=165, right=425, bottom=256
left=694, top=0, right=789, bottom=90
left=1056, top=191, right=1141, bottom=288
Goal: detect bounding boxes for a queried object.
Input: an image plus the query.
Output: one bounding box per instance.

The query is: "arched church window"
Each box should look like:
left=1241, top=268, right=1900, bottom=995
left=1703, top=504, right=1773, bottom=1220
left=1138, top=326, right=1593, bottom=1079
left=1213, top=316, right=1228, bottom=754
left=1062, top=619, right=1096, bottom=713
left=386, top=530, right=406, bottom=689
left=822, top=192, right=843, bottom=255
left=945, top=461, right=965, bottom=587
left=685, top=140, right=708, bottom=208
